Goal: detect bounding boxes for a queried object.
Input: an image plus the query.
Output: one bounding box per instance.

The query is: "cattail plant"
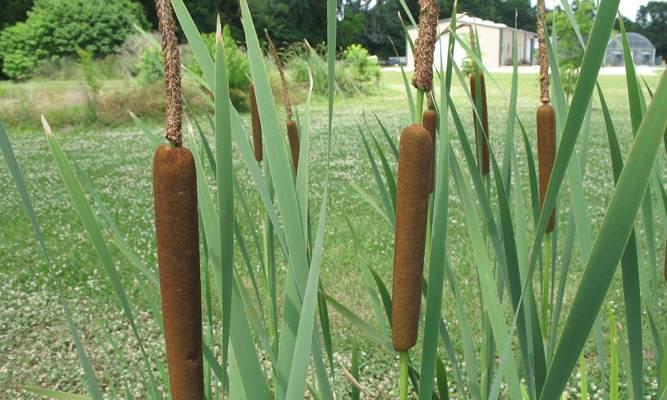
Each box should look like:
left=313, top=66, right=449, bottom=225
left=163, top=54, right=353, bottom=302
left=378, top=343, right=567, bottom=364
left=535, top=0, right=556, bottom=335
left=469, top=28, right=490, bottom=176
left=249, top=83, right=263, bottom=162
left=392, top=124, right=433, bottom=399
left=266, top=30, right=300, bottom=173
left=153, top=1, right=203, bottom=398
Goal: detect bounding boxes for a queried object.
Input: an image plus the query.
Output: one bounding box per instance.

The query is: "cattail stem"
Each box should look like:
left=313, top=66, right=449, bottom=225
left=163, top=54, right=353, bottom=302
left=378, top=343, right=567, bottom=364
left=392, top=124, right=433, bottom=352
left=423, top=110, right=437, bottom=193
left=399, top=351, right=410, bottom=400
left=415, top=90, right=425, bottom=124
left=542, top=233, right=552, bottom=338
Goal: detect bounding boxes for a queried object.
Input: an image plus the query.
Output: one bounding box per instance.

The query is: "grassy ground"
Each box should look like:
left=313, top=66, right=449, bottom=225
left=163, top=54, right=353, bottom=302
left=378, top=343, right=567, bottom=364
left=1, top=70, right=664, bottom=398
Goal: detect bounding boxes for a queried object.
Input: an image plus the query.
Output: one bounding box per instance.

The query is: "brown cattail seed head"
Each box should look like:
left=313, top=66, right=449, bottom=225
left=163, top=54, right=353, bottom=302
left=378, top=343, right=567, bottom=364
left=286, top=119, right=300, bottom=173
left=537, top=104, right=556, bottom=233
left=412, top=0, right=439, bottom=91
left=392, top=124, right=433, bottom=352
left=470, top=73, right=490, bottom=175
left=249, top=83, right=263, bottom=162
left=423, top=110, right=437, bottom=193
left=153, top=144, right=203, bottom=399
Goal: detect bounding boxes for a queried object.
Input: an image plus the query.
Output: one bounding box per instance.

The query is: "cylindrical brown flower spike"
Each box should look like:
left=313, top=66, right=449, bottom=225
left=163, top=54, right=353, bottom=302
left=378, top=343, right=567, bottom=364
left=392, top=124, right=433, bottom=352
left=422, top=110, right=437, bottom=192
left=249, top=83, right=263, bottom=162
left=412, top=0, right=439, bottom=92
left=287, top=119, right=300, bottom=173
left=470, top=73, right=490, bottom=175
left=537, top=104, right=556, bottom=233
left=153, top=144, right=203, bottom=400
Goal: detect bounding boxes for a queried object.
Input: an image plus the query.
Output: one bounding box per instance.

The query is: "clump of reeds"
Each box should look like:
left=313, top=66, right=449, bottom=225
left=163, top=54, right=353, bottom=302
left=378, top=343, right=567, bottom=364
left=153, top=1, right=203, bottom=398
left=266, top=30, right=300, bottom=172
left=249, top=83, right=263, bottom=162
left=391, top=124, right=434, bottom=352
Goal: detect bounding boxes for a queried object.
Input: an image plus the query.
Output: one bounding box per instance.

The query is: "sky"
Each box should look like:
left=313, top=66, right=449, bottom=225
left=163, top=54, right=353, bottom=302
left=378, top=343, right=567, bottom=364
left=530, top=0, right=653, bottom=20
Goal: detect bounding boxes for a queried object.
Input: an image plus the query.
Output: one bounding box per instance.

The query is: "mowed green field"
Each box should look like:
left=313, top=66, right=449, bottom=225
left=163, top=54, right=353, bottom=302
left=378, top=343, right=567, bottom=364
left=1, top=70, right=664, bottom=397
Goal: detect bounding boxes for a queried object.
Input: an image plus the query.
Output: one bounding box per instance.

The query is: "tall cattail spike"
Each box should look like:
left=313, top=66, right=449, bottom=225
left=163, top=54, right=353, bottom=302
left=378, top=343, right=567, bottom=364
left=156, top=0, right=182, bottom=146
left=537, top=103, right=556, bottom=232
left=537, top=0, right=550, bottom=104
left=470, top=73, right=490, bottom=175
left=266, top=30, right=293, bottom=119
left=412, top=0, right=439, bottom=92
left=392, top=124, right=433, bottom=352
left=153, top=144, right=203, bottom=399
left=249, top=83, right=263, bottom=161
left=286, top=119, right=300, bottom=173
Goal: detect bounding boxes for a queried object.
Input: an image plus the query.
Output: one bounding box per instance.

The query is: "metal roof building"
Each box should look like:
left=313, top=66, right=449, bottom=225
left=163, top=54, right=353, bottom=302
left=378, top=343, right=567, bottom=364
left=405, top=14, right=538, bottom=69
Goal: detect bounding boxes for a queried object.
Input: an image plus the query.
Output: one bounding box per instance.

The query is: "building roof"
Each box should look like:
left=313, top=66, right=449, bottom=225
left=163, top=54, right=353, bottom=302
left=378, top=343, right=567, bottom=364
left=407, top=13, right=536, bottom=35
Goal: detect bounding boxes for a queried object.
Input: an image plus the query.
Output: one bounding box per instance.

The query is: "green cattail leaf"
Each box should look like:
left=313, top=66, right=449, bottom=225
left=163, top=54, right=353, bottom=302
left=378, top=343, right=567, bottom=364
left=418, top=9, right=455, bottom=399
left=358, top=125, right=395, bottom=227
left=540, top=70, right=667, bottom=400
left=214, top=20, right=235, bottom=394
left=41, top=117, right=160, bottom=395
left=23, top=387, right=92, bottom=400
left=188, top=127, right=271, bottom=400
left=1, top=122, right=104, bottom=400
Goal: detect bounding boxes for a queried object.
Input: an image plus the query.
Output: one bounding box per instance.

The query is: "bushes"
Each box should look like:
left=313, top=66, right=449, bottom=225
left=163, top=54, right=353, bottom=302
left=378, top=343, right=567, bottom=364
left=188, top=25, right=250, bottom=109
left=0, top=0, right=147, bottom=80
left=137, top=47, right=164, bottom=84
left=286, top=43, right=380, bottom=96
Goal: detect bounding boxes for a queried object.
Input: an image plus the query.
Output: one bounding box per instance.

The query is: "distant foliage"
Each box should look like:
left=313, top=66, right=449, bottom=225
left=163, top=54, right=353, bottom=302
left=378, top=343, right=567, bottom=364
left=287, top=43, right=380, bottom=96
left=0, top=0, right=146, bottom=80
left=548, top=0, right=595, bottom=98
left=138, top=47, right=164, bottom=85
left=343, top=44, right=380, bottom=83
left=188, top=25, right=250, bottom=109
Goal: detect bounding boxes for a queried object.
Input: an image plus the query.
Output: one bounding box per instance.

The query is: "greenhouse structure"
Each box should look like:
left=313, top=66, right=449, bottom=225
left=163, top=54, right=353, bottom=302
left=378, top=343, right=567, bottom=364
left=605, top=32, right=657, bottom=66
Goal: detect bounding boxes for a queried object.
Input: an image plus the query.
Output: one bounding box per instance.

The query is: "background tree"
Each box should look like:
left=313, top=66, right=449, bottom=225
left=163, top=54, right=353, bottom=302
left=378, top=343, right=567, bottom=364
left=548, top=0, right=595, bottom=98
left=634, top=1, right=666, bottom=62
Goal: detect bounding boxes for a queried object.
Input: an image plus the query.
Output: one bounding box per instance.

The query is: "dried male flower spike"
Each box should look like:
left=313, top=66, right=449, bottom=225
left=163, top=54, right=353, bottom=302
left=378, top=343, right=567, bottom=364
left=156, top=0, right=182, bottom=146
left=249, top=83, right=263, bottom=162
left=537, top=103, right=556, bottom=232
left=470, top=73, right=490, bottom=175
left=412, top=0, right=439, bottom=91
left=287, top=119, right=300, bottom=172
left=392, top=124, right=433, bottom=352
left=422, top=110, right=437, bottom=192
left=153, top=144, right=203, bottom=400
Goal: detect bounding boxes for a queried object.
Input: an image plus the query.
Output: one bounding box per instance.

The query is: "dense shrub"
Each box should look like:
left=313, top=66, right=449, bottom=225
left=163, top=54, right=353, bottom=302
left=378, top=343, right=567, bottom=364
left=188, top=25, right=250, bottom=109
left=342, top=44, right=380, bottom=83
left=286, top=43, right=380, bottom=96
left=138, top=47, right=164, bottom=84
left=0, top=0, right=147, bottom=80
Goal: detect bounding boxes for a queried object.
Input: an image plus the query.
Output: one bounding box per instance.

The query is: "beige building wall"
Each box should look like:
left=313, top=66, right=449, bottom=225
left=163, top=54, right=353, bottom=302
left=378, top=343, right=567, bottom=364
left=406, top=17, right=537, bottom=69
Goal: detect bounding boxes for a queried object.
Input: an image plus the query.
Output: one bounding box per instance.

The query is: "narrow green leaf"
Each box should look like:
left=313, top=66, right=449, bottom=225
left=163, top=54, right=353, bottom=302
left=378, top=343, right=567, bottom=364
left=540, top=70, right=667, bottom=400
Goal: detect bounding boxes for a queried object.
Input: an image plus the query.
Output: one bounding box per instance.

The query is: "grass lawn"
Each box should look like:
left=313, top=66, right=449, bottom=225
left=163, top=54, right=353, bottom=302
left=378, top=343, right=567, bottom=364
left=1, top=70, right=664, bottom=398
